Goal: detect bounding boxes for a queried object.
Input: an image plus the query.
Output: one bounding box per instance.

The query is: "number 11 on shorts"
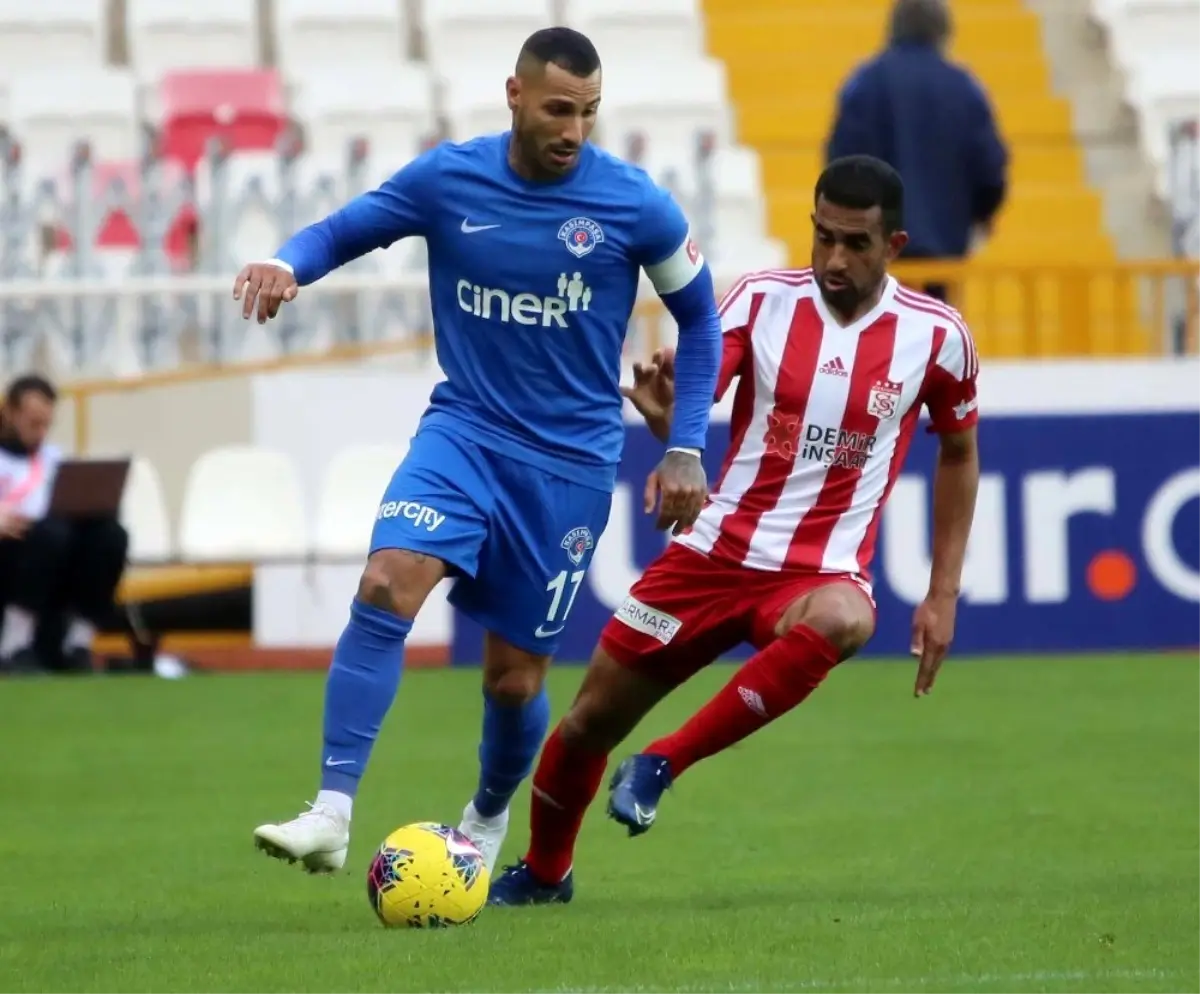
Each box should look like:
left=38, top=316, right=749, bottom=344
left=539, top=569, right=585, bottom=637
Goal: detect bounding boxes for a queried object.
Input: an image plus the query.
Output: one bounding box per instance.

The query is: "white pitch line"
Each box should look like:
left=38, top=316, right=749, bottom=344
left=544, top=966, right=1184, bottom=993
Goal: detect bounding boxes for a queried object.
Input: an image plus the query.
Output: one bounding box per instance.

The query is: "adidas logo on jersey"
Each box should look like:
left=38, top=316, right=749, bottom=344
left=818, top=356, right=848, bottom=377
left=456, top=273, right=591, bottom=329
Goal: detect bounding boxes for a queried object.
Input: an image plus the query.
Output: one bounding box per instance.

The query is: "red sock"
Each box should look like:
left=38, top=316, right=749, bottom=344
left=645, top=625, right=840, bottom=778
left=524, top=725, right=608, bottom=884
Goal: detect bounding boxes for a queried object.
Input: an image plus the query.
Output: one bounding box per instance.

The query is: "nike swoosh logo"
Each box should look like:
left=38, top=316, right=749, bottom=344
left=461, top=219, right=501, bottom=234
left=535, top=624, right=565, bottom=638
left=324, top=758, right=355, bottom=767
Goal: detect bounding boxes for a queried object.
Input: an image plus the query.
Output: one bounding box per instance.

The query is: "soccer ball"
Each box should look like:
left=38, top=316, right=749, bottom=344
left=366, top=822, right=490, bottom=928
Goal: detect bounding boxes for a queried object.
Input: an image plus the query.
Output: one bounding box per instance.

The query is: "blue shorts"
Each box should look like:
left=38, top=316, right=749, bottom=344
left=369, top=425, right=613, bottom=655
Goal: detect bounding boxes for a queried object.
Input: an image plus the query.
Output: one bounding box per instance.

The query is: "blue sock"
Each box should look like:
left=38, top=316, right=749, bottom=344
left=472, top=686, right=551, bottom=818
left=320, top=599, right=411, bottom=796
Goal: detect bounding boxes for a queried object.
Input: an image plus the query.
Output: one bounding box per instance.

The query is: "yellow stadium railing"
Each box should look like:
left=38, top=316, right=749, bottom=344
left=635, top=259, right=1200, bottom=359
left=892, top=260, right=1199, bottom=357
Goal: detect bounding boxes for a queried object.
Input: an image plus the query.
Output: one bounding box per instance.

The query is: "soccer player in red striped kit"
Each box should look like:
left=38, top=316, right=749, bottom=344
left=488, top=155, right=982, bottom=905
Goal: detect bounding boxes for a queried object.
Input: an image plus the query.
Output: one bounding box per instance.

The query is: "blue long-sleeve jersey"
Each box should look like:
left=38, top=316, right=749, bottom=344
left=272, top=133, right=721, bottom=493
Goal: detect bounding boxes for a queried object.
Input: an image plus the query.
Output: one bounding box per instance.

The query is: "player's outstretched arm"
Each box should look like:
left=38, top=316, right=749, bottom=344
left=232, top=149, right=438, bottom=322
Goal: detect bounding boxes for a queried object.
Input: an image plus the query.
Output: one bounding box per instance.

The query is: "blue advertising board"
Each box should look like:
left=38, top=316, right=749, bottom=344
left=453, top=394, right=1199, bottom=663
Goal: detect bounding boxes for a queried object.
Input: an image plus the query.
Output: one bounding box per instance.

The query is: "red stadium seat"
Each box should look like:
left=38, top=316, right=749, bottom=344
left=158, top=69, right=288, bottom=169
left=54, top=158, right=194, bottom=264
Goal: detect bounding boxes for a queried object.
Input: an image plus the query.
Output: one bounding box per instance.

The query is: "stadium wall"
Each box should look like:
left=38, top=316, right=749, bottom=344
left=249, top=359, right=1200, bottom=662
left=54, top=377, right=255, bottom=521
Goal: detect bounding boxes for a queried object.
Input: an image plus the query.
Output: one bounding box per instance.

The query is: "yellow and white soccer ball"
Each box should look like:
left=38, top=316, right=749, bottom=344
left=366, top=822, right=490, bottom=928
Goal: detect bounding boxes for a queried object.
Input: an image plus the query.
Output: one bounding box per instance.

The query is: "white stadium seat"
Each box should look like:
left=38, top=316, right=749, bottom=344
left=293, top=64, right=437, bottom=162
left=442, top=69, right=514, bottom=142
left=126, top=0, right=259, bottom=76
left=179, top=446, right=308, bottom=562
left=8, top=69, right=139, bottom=162
left=0, top=0, right=106, bottom=73
left=566, top=0, right=705, bottom=64
left=313, top=444, right=407, bottom=560
left=1093, top=0, right=1198, bottom=53
left=597, top=56, right=734, bottom=155
left=1090, top=0, right=1200, bottom=197
left=422, top=0, right=553, bottom=81
left=642, top=144, right=772, bottom=245
left=121, top=457, right=175, bottom=564
left=1126, top=53, right=1198, bottom=197
left=705, top=236, right=789, bottom=272
left=274, top=0, right=407, bottom=73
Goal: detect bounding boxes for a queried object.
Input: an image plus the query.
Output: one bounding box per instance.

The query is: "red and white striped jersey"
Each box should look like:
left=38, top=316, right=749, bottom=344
left=677, top=267, right=979, bottom=578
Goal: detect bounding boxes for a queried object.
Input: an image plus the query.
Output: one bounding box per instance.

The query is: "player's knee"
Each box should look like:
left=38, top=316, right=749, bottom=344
left=557, top=702, right=599, bottom=750
left=776, top=587, right=875, bottom=659
left=356, top=549, right=442, bottom=620
left=483, top=664, right=544, bottom=707
left=557, top=693, right=622, bottom=754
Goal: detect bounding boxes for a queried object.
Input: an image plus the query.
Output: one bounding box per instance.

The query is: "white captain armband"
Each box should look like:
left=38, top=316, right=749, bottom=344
left=666, top=447, right=702, bottom=458
left=644, top=232, right=706, bottom=296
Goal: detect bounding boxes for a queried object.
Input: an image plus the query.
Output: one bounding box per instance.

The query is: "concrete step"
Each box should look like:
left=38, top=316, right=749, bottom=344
left=1023, top=0, right=1173, bottom=255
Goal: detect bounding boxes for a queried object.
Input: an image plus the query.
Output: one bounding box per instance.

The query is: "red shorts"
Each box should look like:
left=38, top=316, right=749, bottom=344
left=599, top=543, right=875, bottom=687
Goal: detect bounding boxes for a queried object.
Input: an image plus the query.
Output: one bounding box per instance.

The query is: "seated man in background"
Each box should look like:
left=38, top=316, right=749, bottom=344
left=0, top=375, right=129, bottom=675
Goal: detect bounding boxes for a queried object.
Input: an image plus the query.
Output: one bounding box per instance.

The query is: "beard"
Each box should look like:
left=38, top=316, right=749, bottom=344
left=818, top=276, right=865, bottom=318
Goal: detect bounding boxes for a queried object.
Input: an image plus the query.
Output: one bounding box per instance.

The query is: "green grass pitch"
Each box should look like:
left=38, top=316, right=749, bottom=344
left=1, top=654, right=1196, bottom=993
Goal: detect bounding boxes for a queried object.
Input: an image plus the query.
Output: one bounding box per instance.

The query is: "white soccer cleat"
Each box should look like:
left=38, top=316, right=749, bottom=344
left=253, top=801, right=349, bottom=874
left=457, top=800, right=509, bottom=876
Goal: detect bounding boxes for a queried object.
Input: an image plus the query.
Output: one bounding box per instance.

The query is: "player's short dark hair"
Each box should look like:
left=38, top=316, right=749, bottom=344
left=517, top=27, right=601, bottom=77
left=4, top=373, right=56, bottom=408
left=815, top=155, right=905, bottom=234
left=889, top=0, right=951, bottom=48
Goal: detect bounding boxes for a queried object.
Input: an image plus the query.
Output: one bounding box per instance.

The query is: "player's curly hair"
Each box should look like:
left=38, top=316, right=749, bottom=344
left=816, top=156, right=905, bottom=234
left=517, top=27, right=601, bottom=77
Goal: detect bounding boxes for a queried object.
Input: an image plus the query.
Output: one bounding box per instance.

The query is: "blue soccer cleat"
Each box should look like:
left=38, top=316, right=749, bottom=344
left=487, top=861, right=574, bottom=907
left=606, top=754, right=674, bottom=837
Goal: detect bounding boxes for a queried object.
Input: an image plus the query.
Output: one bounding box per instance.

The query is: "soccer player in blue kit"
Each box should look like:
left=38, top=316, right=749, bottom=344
left=239, top=27, right=722, bottom=875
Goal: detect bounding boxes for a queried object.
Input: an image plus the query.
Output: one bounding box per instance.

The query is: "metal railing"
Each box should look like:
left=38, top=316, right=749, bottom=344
left=0, top=132, right=735, bottom=378
left=0, top=132, right=1196, bottom=377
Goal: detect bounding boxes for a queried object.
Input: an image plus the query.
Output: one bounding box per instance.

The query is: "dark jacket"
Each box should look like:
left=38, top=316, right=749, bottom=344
left=826, top=42, right=1008, bottom=258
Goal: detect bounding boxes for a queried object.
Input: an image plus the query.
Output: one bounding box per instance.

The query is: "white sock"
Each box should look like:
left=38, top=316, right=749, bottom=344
left=0, top=606, right=35, bottom=657
left=316, top=789, right=353, bottom=822
left=62, top=616, right=97, bottom=652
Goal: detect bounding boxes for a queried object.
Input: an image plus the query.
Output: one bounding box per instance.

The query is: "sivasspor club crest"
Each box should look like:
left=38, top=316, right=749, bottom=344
left=561, top=526, right=595, bottom=566
left=558, top=217, right=605, bottom=259
left=867, top=379, right=902, bottom=420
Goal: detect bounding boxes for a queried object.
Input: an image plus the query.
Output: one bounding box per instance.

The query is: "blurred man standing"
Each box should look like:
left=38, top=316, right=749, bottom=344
left=825, top=0, right=1009, bottom=299
left=0, top=375, right=129, bottom=675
